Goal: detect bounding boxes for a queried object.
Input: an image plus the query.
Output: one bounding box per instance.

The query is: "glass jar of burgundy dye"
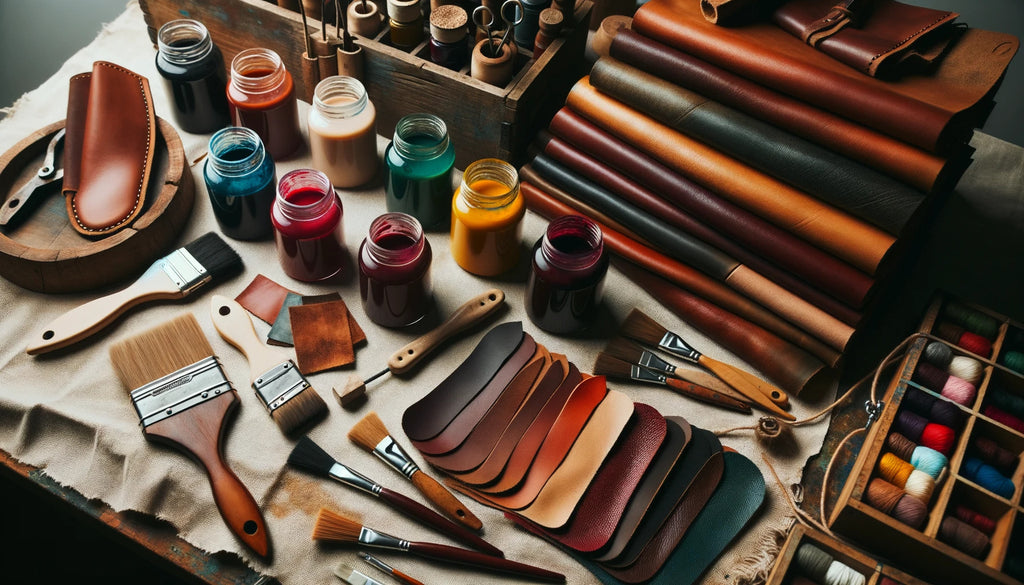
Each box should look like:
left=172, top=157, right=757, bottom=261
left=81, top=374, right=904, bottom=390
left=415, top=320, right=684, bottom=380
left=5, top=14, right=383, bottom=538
left=204, top=126, right=276, bottom=240
left=155, top=19, right=230, bottom=134
left=227, top=48, right=303, bottom=160
left=525, top=215, right=608, bottom=334
left=358, top=212, right=433, bottom=327
left=272, top=169, right=346, bottom=281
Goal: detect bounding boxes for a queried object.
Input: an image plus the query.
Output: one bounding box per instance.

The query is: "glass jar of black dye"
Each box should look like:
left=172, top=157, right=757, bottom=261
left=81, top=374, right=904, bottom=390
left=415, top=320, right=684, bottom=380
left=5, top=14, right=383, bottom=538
left=204, top=127, right=277, bottom=240
left=156, top=19, right=230, bottom=134
left=384, top=113, right=456, bottom=231
left=525, top=215, right=608, bottom=334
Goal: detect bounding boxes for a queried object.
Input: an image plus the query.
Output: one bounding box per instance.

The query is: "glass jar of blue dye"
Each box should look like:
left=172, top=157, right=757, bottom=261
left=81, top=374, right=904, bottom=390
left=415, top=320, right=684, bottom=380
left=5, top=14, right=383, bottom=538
left=384, top=113, right=456, bottom=231
left=204, top=126, right=277, bottom=240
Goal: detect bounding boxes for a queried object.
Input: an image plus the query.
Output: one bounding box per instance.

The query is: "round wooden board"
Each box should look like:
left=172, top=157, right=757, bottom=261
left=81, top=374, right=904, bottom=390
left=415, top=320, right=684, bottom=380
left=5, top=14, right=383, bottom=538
left=0, top=118, right=194, bottom=293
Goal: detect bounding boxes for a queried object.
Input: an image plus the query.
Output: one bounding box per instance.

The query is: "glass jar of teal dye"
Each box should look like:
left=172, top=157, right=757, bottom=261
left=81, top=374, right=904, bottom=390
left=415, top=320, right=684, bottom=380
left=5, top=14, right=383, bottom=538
left=383, top=113, right=456, bottom=231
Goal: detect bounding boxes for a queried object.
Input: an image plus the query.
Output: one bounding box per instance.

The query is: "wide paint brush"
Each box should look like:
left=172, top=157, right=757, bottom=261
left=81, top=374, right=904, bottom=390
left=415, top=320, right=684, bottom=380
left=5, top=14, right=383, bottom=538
left=108, top=314, right=269, bottom=557
left=287, top=436, right=502, bottom=555
left=28, top=232, right=242, bottom=355
left=210, top=295, right=328, bottom=435
left=348, top=411, right=483, bottom=531
left=312, top=508, right=565, bottom=582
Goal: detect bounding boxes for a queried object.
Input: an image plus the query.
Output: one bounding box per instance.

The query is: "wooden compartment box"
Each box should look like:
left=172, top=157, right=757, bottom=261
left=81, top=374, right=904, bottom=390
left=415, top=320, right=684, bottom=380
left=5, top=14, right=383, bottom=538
left=831, top=294, right=1024, bottom=585
left=139, top=0, right=593, bottom=169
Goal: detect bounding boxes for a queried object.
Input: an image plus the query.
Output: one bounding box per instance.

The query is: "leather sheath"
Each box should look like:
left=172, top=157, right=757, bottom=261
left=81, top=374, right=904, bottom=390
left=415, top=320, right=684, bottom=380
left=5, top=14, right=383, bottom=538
left=566, top=78, right=895, bottom=276
left=520, top=180, right=842, bottom=369
left=632, top=0, right=1019, bottom=153
left=289, top=299, right=354, bottom=374
left=412, top=333, right=538, bottom=455
left=451, top=360, right=582, bottom=487
left=402, top=322, right=524, bottom=442
left=610, top=29, right=963, bottom=193
left=236, top=274, right=297, bottom=325
left=64, top=61, right=156, bottom=237
left=589, top=59, right=928, bottom=236
left=510, top=403, right=667, bottom=553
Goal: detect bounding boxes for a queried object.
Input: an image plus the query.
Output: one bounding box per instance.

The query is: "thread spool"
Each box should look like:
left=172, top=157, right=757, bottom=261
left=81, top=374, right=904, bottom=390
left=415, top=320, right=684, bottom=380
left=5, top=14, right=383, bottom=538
left=939, top=515, right=990, bottom=559
left=920, top=423, right=956, bottom=456
left=824, top=562, right=867, bottom=585
left=795, top=543, right=832, bottom=583
left=1006, top=351, right=1024, bottom=375
left=949, top=355, right=984, bottom=384
left=989, top=388, right=1024, bottom=419
left=896, top=410, right=929, bottom=442
left=954, top=505, right=997, bottom=535
left=959, top=331, right=993, bottom=357
left=973, top=436, right=1018, bottom=474
left=923, top=341, right=954, bottom=369
left=941, top=375, right=977, bottom=406
left=887, top=432, right=917, bottom=461
left=903, top=469, right=936, bottom=503
left=935, top=321, right=967, bottom=345
left=349, top=0, right=384, bottom=37
left=930, top=400, right=965, bottom=430
left=865, top=478, right=927, bottom=529
left=910, top=446, right=948, bottom=479
left=943, top=301, right=1000, bottom=339
left=913, top=361, right=949, bottom=391
left=878, top=452, right=915, bottom=488
left=962, top=457, right=1016, bottom=499
left=983, top=404, right=1024, bottom=433
left=903, top=387, right=936, bottom=416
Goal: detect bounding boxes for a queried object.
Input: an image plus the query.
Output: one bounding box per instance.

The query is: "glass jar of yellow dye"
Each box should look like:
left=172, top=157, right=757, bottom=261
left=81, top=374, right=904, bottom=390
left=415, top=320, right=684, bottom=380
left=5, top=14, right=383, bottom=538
left=450, top=158, right=525, bottom=276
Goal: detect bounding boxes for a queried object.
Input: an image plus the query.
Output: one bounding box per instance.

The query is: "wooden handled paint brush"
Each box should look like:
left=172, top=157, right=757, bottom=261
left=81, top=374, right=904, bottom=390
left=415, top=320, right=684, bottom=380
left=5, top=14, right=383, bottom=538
left=603, top=336, right=749, bottom=401
left=313, top=508, right=565, bottom=582
left=287, top=436, right=502, bottom=555
left=210, top=295, right=328, bottom=435
left=334, top=561, right=386, bottom=585
left=28, top=232, right=242, bottom=355
left=359, top=552, right=426, bottom=585
left=593, top=352, right=751, bottom=414
left=621, top=309, right=794, bottom=420
left=109, top=314, right=269, bottom=557
left=348, top=411, right=483, bottom=531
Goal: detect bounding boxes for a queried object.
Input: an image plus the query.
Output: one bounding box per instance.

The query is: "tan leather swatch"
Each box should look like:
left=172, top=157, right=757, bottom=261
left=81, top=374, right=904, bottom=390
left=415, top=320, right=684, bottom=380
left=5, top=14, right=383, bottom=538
left=289, top=299, right=354, bottom=374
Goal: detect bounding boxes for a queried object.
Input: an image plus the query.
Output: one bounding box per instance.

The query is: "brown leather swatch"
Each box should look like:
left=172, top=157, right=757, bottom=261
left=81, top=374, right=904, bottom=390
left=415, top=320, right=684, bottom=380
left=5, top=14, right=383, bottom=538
left=304, top=292, right=366, bottom=346
left=267, top=291, right=365, bottom=347
left=235, top=274, right=297, bottom=325
left=289, top=299, right=354, bottom=374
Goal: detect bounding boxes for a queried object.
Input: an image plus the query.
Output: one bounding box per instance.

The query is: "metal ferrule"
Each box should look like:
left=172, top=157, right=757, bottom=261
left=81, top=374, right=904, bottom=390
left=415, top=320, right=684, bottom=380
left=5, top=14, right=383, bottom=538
left=130, top=356, right=233, bottom=427
left=328, top=462, right=383, bottom=496
left=359, top=526, right=410, bottom=551
left=252, top=361, right=309, bottom=413
left=630, top=364, right=668, bottom=385
left=159, top=248, right=210, bottom=293
left=374, top=435, right=420, bottom=479
left=658, top=332, right=702, bottom=363
left=638, top=349, right=676, bottom=375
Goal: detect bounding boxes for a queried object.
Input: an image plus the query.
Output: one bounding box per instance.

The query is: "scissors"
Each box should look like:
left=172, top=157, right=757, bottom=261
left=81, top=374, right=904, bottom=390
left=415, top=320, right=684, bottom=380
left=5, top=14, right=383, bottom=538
left=472, top=0, right=524, bottom=58
left=0, top=128, right=65, bottom=228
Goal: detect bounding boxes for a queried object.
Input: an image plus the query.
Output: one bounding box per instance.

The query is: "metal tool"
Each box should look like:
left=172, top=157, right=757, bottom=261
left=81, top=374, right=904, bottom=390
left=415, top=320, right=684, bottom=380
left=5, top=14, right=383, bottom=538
left=472, top=0, right=524, bottom=57
left=0, top=128, right=65, bottom=227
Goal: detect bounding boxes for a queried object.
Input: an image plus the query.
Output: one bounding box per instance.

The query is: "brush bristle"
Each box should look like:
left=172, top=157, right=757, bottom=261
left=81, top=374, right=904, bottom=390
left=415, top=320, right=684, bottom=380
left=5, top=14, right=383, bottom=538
left=312, top=507, right=363, bottom=542
left=272, top=387, right=329, bottom=435
left=347, top=411, right=390, bottom=451
left=592, top=352, right=634, bottom=380
left=287, top=436, right=337, bottom=475
left=109, top=314, right=215, bottom=390
left=183, top=232, right=243, bottom=281
left=604, top=337, right=647, bottom=364
left=621, top=309, right=668, bottom=346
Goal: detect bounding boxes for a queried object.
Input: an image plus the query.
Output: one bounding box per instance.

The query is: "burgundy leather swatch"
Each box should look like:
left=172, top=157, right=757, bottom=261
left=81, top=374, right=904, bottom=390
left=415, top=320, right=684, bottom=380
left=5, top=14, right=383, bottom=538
left=412, top=333, right=538, bottom=455
left=236, top=274, right=296, bottom=325
left=402, top=322, right=525, bottom=442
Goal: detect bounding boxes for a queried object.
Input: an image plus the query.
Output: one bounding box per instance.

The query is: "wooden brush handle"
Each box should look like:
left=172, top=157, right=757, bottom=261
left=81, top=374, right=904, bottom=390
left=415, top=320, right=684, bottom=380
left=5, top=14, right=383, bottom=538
left=664, top=377, right=751, bottom=414
left=411, top=470, right=483, bottom=531
left=144, top=391, right=269, bottom=557
left=387, top=289, right=505, bottom=375
left=379, top=487, right=502, bottom=556
left=730, top=365, right=790, bottom=409
left=210, top=295, right=290, bottom=381
left=698, top=355, right=795, bottom=421
left=26, top=267, right=184, bottom=355
left=409, top=542, right=565, bottom=582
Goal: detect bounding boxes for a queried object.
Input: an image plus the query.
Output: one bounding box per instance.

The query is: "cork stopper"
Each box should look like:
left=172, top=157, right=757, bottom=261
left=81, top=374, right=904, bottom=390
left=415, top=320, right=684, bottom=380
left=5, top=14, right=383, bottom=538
left=430, top=4, right=468, bottom=44
left=387, top=0, right=421, bottom=23
left=592, top=15, right=631, bottom=58
left=538, top=7, right=563, bottom=35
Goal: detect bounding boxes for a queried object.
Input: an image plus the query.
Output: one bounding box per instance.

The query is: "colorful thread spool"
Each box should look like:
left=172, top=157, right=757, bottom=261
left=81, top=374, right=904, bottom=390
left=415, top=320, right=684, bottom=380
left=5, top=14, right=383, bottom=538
left=920, top=423, right=956, bottom=456
left=955, top=505, right=997, bottom=536
left=988, top=388, right=1024, bottom=419
left=984, top=404, right=1024, bottom=434
left=949, top=355, right=984, bottom=384
left=941, top=375, right=977, bottom=406
left=914, top=360, right=949, bottom=390
left=878, top=452, right=915, bottom=488
left=886, top=432, right=917, bottom=461
left=1005, top=351, right=1024, bottom=375
left=794, top=543, right=867, bottom=585
left=895, top=409, right=929, bottom=442
left=935, top=321, right=967, bottom=346
left=962, top=457, right=1016, bottom=499
left=939, top=515, right=990, bottom=559
left=943, top=301, right=1000, bottom=339
left=958, top=331, right=993, bottom=358
left=973, top=436, right=1018, bottom=474
left=929, top=399, right=965, bottom=431
left=923, top=340, right=954, bottom=369
left=865, top=478, right=928, bottom=529
left=911, top=446, right=948, bottom=480
left=903, top=469, right=936, bottom=504
left=902, top=387, right=936, bottom=416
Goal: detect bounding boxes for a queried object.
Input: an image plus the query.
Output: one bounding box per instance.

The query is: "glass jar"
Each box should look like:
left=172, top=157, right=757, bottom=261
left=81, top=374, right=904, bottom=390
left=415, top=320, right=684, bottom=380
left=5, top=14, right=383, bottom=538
left=525, top=215, right=608, bottom=334
left=359, top=212, right=433, bottom=327
left=203, top=127, right=277, bottom=240
left=514, top=0, right=550, bottom=50
left=389, top=17, right=425, bottom=48
left=429, top=5, right=469, bottom=71
left=271, top=169, right=346, bottom=281
left=309, top=76, right=379, bottom=188
left=155, top=19, right=230, bottom=134
left=227, top=48, right=303, bottom=160
left=384, top=113, right=456, bottom=231
left=450, top=158, right=524, bottom=276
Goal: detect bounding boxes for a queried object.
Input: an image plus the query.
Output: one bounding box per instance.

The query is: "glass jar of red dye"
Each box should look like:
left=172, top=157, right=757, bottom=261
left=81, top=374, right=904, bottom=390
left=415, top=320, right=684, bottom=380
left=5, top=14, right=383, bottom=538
left=227, top=48, right=303, bottom=160
left=358, top=212, right=433, bottom=327
left=272, top=169, right=346, bottom=282
left=525, top=215, right=608, bottom=334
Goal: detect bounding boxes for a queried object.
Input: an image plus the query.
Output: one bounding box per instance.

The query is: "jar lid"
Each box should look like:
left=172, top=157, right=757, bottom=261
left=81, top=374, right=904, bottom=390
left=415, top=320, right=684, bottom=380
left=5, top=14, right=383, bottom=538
left=538, top=7, right=563, bottom=34
left=430, top=5, right=468, bottom=44
left=387, top=0, right=421, bottom=23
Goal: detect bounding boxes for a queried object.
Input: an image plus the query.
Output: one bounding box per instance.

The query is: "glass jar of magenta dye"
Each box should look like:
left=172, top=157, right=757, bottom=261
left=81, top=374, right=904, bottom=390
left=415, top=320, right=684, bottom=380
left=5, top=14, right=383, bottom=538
left=204, top=126, right=277, bottom=240
left=525, top=215, right=608, bottom=334
left=358, top=212, right=433, bottom=327
left=155, top=19, right=230, bottom=134
left=227, top=48, right=303, bottom=160
left=272, top=169, right=346, bottom=281
left=450, top=158, right=524, bottom=276
left=384, top=113, right=456, bottom=231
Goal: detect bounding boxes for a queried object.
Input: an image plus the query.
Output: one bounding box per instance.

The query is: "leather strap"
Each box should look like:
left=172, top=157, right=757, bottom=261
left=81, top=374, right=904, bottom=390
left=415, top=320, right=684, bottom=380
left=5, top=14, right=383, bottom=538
left=402, top=322, right=525, bottom=442
left=412, top=333, right=538, bottom=455
left=235, top=274, right=296, bottom=325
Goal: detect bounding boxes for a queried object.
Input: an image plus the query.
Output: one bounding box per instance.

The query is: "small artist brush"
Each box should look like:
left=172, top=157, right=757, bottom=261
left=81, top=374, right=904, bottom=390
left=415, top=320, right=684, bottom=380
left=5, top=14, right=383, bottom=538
left=604, top=337, right=746, bottom=399
left=334, top=561, right=386, bottom=585
left=348, top=411, right=483, bottom=531
left=620, top=309, right=795, bottom=420
left=359, top=552, right=425, bottom=585
left=109, top=314, right=268, bottom=557
left=287, top=436, right=502, bottom=555
left=210, top=296, right=328, bottom=434
left=28, top=232, right=242, bottom=355
left=594, top=352, right=751, bottom=414
left=313, top=508, right=565, bottom=583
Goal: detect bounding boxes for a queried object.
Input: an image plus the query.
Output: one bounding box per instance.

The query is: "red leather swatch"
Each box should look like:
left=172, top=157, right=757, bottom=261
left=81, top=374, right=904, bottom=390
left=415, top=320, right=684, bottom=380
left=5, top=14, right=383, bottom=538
left=235, top=274, right=296, bottom=325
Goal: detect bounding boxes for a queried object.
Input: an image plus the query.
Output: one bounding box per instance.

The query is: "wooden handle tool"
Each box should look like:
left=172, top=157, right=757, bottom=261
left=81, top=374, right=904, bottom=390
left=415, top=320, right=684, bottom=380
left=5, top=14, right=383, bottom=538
left=411, top=469, right=484, bottom=531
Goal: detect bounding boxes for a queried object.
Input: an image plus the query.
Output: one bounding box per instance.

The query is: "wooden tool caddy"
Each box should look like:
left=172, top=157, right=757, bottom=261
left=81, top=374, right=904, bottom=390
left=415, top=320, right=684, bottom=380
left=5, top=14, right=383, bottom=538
left=831, top=294, right=1024, bottom=585
left=139, top=0, right=592, bottom=170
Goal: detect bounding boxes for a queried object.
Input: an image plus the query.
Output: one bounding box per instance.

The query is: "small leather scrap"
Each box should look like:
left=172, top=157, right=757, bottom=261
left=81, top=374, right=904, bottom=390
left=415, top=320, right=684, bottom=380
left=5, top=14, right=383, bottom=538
left=235, top=274, right=296, bottom=324
left=268, top=292, right=366, bottom=347
left=290, top=299, right=355, bottom=374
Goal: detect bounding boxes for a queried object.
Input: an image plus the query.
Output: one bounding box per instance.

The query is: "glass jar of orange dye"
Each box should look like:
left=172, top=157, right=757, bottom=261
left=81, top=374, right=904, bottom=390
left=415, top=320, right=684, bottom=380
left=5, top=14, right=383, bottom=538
left=450, top=158, right=524, bottom=276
